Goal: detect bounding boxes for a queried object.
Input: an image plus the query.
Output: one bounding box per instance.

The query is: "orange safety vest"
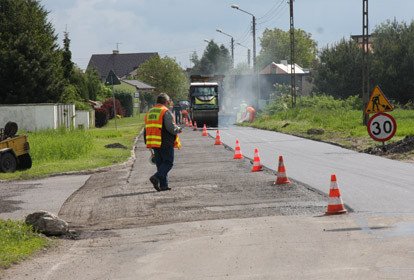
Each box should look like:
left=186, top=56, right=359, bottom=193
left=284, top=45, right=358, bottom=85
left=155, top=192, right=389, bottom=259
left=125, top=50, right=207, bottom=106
left=145, top=104, right=181, bottom=149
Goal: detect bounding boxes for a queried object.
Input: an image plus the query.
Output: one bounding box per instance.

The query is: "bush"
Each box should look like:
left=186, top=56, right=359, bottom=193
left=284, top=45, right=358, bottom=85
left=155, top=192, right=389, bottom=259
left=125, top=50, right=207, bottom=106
left=264, top=93, right=362, bottom=115
left=115, top=92, right=134, bottom=117
left=95, top=108, right=108, bottom=128
left=102, top=98, right=124, bottom=119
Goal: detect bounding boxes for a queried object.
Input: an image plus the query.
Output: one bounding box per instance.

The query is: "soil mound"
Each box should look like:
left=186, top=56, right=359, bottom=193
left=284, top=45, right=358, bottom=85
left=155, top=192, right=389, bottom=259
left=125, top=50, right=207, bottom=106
left=364, top=136, right=414, bottom=155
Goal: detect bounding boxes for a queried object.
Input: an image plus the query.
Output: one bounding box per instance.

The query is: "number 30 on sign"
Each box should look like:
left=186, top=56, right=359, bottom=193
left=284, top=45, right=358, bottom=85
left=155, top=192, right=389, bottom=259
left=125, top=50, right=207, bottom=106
left=367, top=112, right=397, bottom=142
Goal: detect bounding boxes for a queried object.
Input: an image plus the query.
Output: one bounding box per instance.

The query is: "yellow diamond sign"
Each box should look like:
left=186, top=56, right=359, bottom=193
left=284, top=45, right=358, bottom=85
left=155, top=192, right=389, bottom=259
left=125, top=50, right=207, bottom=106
left=365, top=86, right=394, bottom=114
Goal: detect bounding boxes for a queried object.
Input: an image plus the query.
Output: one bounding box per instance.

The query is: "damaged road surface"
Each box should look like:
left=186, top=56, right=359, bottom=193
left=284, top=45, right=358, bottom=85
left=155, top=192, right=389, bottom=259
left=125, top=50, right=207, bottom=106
left=2, top=128, right=414, bottom=280
left=57, top=128, right=326, bottom=231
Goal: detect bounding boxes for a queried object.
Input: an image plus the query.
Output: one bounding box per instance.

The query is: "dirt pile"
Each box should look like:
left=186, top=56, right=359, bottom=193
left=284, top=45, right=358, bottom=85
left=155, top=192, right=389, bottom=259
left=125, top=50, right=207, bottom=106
left=364, top=136, right=414, bottom=155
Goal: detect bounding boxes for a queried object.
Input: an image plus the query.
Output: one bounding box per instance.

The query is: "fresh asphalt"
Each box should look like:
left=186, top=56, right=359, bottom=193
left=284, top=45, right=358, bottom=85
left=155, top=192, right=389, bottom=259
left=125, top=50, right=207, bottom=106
left=218, top=125, right=414, bottom=214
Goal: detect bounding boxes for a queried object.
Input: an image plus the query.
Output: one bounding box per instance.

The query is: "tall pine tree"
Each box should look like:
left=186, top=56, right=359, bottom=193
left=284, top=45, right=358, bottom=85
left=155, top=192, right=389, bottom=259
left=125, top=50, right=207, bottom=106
left=191, top=41, right=231, bottom=75
left=62, top=31, right=74, bottom=83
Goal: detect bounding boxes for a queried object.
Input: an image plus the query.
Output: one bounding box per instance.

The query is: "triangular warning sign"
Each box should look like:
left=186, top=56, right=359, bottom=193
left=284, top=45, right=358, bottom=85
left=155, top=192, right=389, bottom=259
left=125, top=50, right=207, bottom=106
left=105, top=69, right=121, bottom=85
left=365, top=86, right=394, bottom=114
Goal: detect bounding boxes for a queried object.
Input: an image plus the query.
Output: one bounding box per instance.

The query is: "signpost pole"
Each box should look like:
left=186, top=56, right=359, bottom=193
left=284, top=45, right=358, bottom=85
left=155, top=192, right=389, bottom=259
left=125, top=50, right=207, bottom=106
left=105, top=70, right=121, bottom=130
left=111, top=75, right=117, bottom=130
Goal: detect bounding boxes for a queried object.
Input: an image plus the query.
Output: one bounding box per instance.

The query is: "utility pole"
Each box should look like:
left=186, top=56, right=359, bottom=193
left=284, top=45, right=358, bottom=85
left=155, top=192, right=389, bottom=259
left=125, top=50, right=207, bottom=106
left=362, top=0, right=370, bottom=125
left=252, top=16, right=256, bottom=69
left=236, top=42, right=251, bottom=68
left=289, top=0, right=296, bottom=107
left=230, top=37, right=234, bottom=68
left=231, top=4, right=258, bottom=107
left=247, top=49, right=251, bottom=68
left=216, top=29, right=234, bottom=68
left=231, top=5, right=256, bottom=69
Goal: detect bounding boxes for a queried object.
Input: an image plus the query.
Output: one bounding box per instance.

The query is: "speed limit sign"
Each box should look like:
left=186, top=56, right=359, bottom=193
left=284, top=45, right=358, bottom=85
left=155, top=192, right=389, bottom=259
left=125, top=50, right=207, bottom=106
left=367, top=112, right=397, bottom=142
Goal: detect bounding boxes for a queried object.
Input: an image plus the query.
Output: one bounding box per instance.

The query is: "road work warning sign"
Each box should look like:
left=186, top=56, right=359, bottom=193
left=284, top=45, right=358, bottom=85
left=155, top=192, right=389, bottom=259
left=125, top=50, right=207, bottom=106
left=365, top=85, right=394, bottom=114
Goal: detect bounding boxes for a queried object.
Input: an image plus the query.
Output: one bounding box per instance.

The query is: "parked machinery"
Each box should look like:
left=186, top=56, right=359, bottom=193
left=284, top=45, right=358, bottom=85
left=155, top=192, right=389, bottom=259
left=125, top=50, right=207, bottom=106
left=0, top=122, right=32, bottom=172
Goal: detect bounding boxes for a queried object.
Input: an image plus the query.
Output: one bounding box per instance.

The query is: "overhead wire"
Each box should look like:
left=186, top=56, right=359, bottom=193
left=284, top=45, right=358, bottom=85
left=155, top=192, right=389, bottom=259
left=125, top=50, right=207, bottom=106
left=236, top=25, right=253, bottom=44
left=259, top=4, right=289, bottom=27
left=257, top=0, right=286, bottom=22
left=257, top=0, right=287, bottom=25
left=141, top=2, right=289, bottom=65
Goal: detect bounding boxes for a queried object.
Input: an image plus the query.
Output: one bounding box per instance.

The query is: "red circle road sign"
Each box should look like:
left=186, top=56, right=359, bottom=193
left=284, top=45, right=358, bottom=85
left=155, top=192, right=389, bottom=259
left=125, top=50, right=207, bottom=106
left=367, top=112, right=397, bottom=142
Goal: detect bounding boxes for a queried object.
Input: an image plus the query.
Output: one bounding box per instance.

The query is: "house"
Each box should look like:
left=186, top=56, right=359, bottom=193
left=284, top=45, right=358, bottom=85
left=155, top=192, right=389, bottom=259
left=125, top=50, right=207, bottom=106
left=122, top=79, right=155, bottom=93
left=256, top=60, right=312, bottom=101
left=122, top=79, right=156, bottom=112
left=351, top=34, right=373, bottom=52
left=87, top=50, right=158, bottom=81
left=260, top=60, right=307, bottom=75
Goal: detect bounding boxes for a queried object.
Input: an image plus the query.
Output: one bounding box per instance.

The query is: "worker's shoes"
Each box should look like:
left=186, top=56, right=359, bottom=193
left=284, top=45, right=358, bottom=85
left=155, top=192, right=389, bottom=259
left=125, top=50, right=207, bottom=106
left=150, top=176, right=161, bottom=192
left=160, top=187, right=171, bottom=191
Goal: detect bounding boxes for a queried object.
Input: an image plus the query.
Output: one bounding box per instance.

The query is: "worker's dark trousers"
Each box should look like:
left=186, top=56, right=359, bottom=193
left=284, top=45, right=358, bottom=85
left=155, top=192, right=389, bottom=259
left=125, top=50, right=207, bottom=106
left=174, top=111, right=181, bottom=124
left=153, top=146, right=174, bottom=188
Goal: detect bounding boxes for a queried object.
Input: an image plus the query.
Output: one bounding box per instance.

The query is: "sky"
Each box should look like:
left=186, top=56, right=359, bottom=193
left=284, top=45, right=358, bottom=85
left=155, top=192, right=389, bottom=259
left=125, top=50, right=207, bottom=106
left=41, top=0, right=414, bottom=70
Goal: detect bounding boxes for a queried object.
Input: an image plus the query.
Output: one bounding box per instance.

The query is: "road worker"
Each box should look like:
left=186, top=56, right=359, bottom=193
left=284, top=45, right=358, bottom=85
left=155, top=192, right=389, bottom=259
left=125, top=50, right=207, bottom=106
left=237, top=101, right=255, bottom=123
left=144, top=93, right=182, bottom=192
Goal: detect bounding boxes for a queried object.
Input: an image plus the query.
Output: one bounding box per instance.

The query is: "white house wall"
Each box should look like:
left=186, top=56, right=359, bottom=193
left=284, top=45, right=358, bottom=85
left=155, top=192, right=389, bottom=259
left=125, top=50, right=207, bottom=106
left=0, top=104, right=76, bottom=131
left=75, top=110, right=90, bottom=129
left=34, top=105, right=57, bottom=130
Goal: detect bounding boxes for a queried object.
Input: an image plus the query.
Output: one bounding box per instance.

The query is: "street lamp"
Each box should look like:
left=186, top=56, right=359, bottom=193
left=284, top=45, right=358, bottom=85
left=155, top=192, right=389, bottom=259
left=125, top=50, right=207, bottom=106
left=231, top=4, right=256, bottom=69
left=216, top=28, right=234, bottom=68
left=236, top=42, right=251, bottom=68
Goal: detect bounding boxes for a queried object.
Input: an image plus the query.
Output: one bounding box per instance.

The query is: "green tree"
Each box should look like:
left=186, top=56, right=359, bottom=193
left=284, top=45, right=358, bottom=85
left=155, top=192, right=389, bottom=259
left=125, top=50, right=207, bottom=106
left=60, top=67, right=108, bottom=109
left=69, top=67, right=88, bottom=100
left=190, top=51, right=200, bottom=68
left=136, top=55, right=188, bottom=102
left=314, top=39, right=363, bottom=99
left=0, top=0, right=64, bottom=103
left=256, top=28, right=317, bottom=70
left=191, top=41, right=231, bottom=75
left=371, top=19, right=414, bottom=103
left=85, top=68, right=106, bottom=101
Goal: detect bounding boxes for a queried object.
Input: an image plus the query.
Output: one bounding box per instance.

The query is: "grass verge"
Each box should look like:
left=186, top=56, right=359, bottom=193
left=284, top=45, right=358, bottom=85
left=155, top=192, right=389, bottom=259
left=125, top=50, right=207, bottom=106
left=0, top=219, right=49, bottom=269
left=0, top=114, right=144, bottom=180
left=246, top=107, right=414, bottom=160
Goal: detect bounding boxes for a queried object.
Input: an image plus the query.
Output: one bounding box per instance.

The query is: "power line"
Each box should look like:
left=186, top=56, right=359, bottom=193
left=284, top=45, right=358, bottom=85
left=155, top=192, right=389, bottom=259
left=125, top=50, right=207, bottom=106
left=235, top=24, right=252, bottom=44
left=257, top=0, right=286, bottom=23
left=257, top=2, right=288, bottom=26
left=257, top=0, right=285, bottom=20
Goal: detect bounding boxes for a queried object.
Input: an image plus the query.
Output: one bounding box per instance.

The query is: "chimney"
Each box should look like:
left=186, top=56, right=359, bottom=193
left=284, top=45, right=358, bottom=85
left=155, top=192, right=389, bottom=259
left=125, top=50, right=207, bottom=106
left=281, top=60, right=288, bottom=66
left=113, top=50, right=119, bottom=54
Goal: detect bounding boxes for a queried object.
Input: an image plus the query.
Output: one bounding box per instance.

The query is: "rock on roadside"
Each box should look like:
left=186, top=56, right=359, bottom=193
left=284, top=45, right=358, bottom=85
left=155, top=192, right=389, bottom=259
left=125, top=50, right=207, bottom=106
left=25, top=211, right=68, bottom=236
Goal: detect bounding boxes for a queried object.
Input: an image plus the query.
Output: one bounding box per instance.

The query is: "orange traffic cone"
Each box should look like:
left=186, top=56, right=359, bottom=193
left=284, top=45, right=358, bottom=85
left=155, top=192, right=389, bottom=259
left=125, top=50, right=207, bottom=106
left=214, top=130, right=222, bottom=145
left=202, top=124, right=208, bottom=136
left=189, top=119, right=193, bottom=128
left=326, top=174, right=347, bottom=215
left=233, top=139, right=243, bottom=159
left=251, top=148, right=263, bottom=172
left=193, top=121, right=197, bottom=131
left=274, top=156, right=291, bottom=185
left=185, top=118, right=188, bottom=127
